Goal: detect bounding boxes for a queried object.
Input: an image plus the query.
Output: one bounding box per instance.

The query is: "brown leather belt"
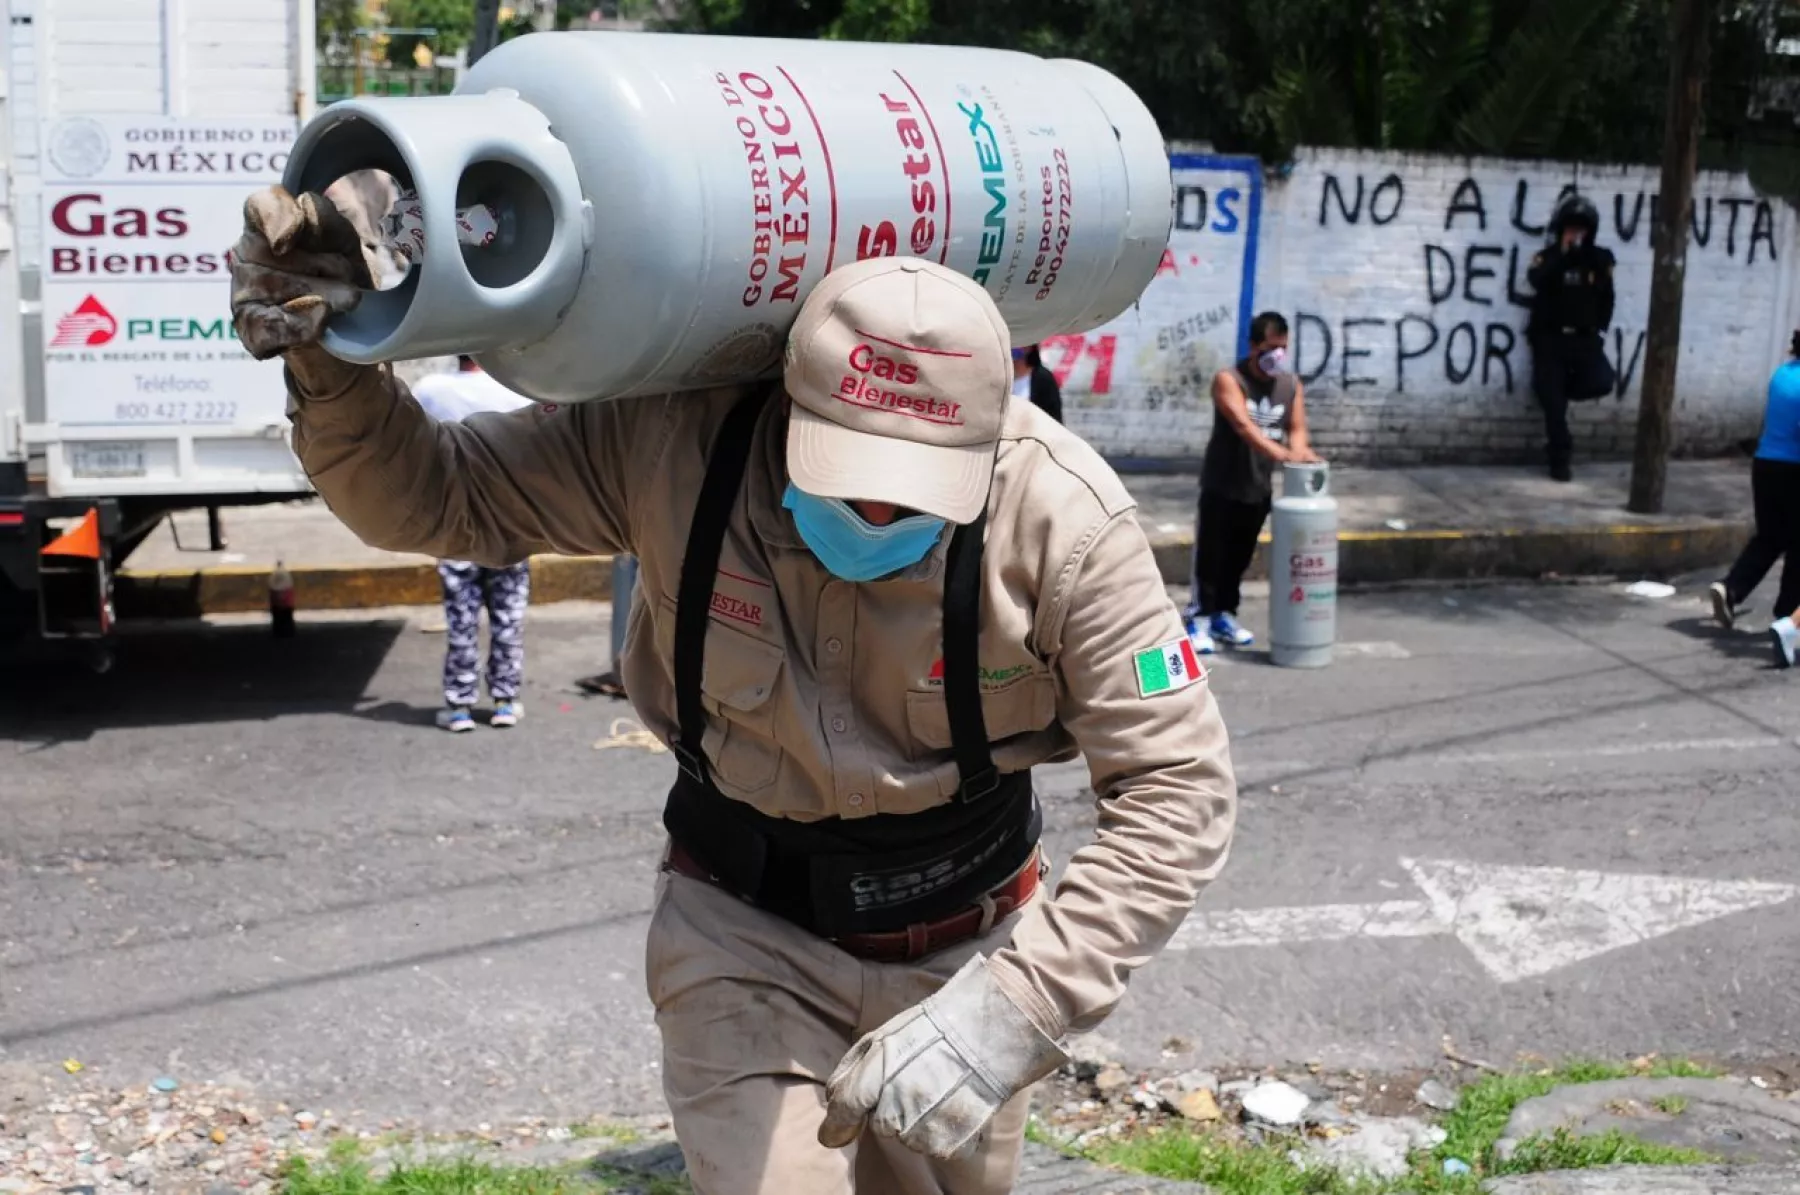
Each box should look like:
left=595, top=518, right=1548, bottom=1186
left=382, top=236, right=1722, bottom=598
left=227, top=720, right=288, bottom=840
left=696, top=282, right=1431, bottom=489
left=665, top=840, right=1045, bottom=964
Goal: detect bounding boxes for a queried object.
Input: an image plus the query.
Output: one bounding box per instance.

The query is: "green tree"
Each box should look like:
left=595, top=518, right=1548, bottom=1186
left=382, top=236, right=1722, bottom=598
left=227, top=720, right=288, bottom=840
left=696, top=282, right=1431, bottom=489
left=316, top=0, right=364, bottom=51
left=648, top=0, right=1786, bottom=167
left=1230, top=0, right=1641, bottom=158
left=381, top=0, right=475, bottom=65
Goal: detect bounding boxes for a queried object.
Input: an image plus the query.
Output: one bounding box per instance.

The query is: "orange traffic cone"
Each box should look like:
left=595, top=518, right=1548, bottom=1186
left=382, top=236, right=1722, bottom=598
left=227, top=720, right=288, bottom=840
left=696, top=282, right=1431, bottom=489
left=41, top=508, right=102, bottom=559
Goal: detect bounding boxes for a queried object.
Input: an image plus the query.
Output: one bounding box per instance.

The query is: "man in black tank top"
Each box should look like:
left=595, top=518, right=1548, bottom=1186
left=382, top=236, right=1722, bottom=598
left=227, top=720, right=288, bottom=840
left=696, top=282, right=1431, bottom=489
left=1185, top=312, right=1319, bottom=653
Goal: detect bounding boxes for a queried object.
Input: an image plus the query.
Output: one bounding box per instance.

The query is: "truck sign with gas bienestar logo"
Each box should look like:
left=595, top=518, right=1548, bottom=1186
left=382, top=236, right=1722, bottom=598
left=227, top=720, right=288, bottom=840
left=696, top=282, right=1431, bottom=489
left=39, top=114, right=295, bottom=428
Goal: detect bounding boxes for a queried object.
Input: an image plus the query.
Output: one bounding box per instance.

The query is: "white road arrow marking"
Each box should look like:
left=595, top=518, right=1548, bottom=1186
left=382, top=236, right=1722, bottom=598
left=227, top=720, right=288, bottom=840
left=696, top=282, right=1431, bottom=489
left=1399, top=857, right=1800, bottom=983
left=1170, top=858, right=1798, bottom=983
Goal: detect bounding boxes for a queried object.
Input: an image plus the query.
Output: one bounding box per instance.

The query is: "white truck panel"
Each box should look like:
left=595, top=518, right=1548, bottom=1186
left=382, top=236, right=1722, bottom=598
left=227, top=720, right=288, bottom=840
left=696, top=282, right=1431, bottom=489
left=0, top=8, right=25, bottom=467
left=5, top=0, right=311, bottom=498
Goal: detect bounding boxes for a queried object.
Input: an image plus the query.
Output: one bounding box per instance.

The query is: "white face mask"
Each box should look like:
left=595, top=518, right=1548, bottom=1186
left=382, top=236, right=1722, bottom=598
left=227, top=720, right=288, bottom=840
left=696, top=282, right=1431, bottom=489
left=1257, top=346, right=1289, bottom=376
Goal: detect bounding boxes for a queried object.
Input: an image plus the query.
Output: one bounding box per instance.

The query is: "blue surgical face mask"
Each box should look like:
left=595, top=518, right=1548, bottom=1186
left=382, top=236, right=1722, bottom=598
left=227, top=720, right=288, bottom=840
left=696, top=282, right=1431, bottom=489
left=782, top=484, right=947, bottom=582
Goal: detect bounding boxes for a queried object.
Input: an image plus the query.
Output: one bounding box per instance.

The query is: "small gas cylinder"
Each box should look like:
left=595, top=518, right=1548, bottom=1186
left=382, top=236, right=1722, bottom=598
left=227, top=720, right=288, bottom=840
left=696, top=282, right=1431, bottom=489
left=282, top=32, right=1173, bottom=403
left=1269, top=461, right=1337, bottom=669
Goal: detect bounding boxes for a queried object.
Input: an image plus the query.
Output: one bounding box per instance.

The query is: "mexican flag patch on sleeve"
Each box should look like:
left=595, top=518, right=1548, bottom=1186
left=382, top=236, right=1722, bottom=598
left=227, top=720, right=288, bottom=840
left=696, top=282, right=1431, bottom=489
left=1134, top=637, right=1206, bottom=698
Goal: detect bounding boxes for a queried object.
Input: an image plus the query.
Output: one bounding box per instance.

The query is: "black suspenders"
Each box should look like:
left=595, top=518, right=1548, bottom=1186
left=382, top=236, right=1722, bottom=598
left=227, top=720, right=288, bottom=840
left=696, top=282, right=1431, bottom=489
left=671, top=387, right=1002, bottom=803
left=941, top=509, right=1002, bottom=800
left=669, top=388, right=771, bottom=790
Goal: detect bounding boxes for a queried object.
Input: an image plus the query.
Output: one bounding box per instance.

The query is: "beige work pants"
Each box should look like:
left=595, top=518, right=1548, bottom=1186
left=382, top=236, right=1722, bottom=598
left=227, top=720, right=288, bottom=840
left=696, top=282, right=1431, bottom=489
left=645, top=866, right=1039, bottom=1195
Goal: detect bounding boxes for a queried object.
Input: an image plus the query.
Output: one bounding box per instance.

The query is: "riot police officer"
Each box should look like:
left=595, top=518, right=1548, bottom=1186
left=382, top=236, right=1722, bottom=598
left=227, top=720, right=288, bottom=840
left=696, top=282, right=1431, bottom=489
left=1527, top=194, right=1617, bottom=481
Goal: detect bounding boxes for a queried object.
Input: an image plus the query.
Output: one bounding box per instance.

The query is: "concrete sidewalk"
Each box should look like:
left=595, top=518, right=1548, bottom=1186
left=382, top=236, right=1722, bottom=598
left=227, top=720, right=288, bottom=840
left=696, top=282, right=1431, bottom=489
left=116, top=458, right=1755, bottom=616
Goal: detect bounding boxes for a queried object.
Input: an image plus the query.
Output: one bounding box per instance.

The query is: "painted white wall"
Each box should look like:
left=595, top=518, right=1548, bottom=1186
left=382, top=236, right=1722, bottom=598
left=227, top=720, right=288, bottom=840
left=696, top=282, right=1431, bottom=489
left=1060, top=148, right=1800, bottom=466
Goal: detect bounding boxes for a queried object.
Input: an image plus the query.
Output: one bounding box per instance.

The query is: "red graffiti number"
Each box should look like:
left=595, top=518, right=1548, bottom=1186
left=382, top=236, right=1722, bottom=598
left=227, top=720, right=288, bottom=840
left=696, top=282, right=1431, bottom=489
left=1039, top=333, right=1117, bottom=395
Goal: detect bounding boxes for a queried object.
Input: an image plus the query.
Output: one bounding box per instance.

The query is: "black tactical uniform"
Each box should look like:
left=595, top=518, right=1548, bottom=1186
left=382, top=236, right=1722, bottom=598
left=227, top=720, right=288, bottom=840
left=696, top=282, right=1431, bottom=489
left=1527, top=195, right=1617, bottom=481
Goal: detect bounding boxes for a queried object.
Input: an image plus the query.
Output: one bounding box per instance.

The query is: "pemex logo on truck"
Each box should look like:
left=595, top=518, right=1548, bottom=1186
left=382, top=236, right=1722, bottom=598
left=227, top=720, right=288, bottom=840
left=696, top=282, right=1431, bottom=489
left=49, top=294, right=241, bottom=349
left=48, top=296, right=119, bottom=347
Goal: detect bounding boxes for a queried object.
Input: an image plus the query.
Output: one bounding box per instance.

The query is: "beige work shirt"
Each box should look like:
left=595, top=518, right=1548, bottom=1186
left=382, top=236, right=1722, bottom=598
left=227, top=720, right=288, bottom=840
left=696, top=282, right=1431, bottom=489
left=286, top=358, right=1237, bottom=1041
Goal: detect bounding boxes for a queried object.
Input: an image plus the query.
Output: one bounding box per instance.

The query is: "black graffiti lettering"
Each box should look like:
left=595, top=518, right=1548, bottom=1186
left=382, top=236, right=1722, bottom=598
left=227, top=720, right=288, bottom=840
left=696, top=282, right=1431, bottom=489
left=1174, top=184, right=1208, bottom=232
left=1395, top=315, right=1440, bottom=392
left=1506, top=244, right=1534, bottom=308
left=1425, top=245, right=1457, bottom=303
left=1613, top=328, right=1647, bottom=395
left=1511, top=180, right=1545, bottom=236
left=1318, top=173, right=1404, bottom=225
left=1446, top=178, right=1487, bottom=230
left=1319, top=175, right=1361, bottom=226
left=1445, top=322, right=1478, bottom=384
left=1615, top=192, right=1647, bottom=243
left=1720, top=197, right=1752, bottom=257
left=1751, top=200, right=1780, bottom=264
left=1370, top=173, right=1405, bottom=224
left=1464, top=245, right=1503, bottom=306
left=1483, top=323, right=1516, bottom=392
left=1296, top=312, right=1334, bottom=383
left=1426, top=243, right=1509, bottom=307
left=1342, top=318, right=1386, bottom=388
left=1287, top=171, right=1782, bottom=404
left=1690, top=196, right=1715, bottom=249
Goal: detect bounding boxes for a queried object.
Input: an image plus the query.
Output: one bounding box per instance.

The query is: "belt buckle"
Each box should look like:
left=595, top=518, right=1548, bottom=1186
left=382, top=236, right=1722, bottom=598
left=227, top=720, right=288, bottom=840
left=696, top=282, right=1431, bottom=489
left=955, top=766, right=1003, bottom=802
left=975, top=890, right=1001, bottom=936
left=670, top=740, right=705, bottom=783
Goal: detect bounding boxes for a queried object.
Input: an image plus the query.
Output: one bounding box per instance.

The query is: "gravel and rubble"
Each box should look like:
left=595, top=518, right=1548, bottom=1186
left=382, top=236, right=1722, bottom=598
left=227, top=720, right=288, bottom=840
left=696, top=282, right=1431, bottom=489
left=1029, top=1045, right=1800, bottom=1177
left=0, top=1062, right=670, bottom=1194
left=6, top=1052, right=1799, bottom=1193
left=1032, top=1048, right=1449, bottom=1153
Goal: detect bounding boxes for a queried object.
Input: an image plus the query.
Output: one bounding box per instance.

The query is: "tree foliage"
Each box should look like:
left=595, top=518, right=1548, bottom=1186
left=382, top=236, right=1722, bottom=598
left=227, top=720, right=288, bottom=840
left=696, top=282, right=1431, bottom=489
left=381, top=0, right=475, bottom=65
left=647, top=0, right=1793, bottom=169
left=316, top=0, right=363, bottom=51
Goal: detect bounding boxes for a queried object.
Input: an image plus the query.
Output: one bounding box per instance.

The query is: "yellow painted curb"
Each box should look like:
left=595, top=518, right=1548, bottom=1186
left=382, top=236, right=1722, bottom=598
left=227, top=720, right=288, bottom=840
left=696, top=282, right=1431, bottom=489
left=118, top=554, right=615, bottom=617
left=1148, top=520, right=1749, bottom=587
left=117, top=519, right=1752, bottom=617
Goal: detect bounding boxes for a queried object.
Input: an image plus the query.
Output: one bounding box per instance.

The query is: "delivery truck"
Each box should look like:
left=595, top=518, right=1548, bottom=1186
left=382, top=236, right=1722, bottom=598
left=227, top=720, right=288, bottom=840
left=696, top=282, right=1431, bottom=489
left=0, top=0, right=315, bottom=667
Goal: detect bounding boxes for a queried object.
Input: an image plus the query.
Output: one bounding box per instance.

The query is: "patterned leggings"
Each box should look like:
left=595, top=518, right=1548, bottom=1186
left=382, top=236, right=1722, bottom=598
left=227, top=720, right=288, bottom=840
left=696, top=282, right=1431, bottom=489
left=439, top=560, right=530, bottom=706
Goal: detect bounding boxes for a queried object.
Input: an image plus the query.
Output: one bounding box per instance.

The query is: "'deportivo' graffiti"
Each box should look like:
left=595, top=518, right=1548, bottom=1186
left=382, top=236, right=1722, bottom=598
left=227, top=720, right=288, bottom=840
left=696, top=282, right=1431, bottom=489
left=1290, top=166, right=1782, bottom=399
left=1057, top=148, right=1799, bottom=463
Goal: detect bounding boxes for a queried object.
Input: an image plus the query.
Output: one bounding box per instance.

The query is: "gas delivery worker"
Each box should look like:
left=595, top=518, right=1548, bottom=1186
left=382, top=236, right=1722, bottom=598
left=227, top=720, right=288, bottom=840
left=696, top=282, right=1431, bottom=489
left=229, top=187, right=1236, bottom=1195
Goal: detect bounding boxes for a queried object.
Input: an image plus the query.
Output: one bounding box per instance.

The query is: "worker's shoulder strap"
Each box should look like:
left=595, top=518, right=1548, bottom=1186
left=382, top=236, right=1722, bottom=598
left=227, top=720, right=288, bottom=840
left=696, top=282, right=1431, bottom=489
left=672, top=387, right=772, bottom=785
left=671, top=387, right=1001, bottom=803
left=942, top=512, right=1000, bottom=801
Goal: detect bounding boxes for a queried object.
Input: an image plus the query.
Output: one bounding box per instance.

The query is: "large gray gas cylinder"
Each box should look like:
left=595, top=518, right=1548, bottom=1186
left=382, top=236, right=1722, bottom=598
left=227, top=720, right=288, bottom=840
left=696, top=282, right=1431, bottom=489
left=281, top=32, right=1175, bottom=403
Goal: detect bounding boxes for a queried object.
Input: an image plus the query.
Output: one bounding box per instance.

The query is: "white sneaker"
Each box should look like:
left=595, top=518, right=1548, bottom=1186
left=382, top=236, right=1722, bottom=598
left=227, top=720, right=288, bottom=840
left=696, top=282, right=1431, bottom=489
left=1208, top=612, right=1256, bottom=648
left=1708, top=582, right=1738, bottom=630
left=490, top=700, right=523, bottom=728
left=436, top=706, right=475, bottom=733
left=1771, top=618, right=1797, bottom=670
left=1184, top=616, right=1217, bottom=656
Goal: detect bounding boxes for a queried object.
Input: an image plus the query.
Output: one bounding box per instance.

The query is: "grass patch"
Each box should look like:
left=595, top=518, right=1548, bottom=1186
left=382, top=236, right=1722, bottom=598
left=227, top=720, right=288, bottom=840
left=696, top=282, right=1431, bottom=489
left=279, top=1153, right=690, bottom=1195
left=1655, top=1095, right=1691, bottom=1116
left=282, top=1155, right=578, bottom=1194
left=1077, top=1057, right=1721, bottom=1195
left=1496, top=1128, right=1710, bottom=1175
left=1434, top=1056, right=1716, bottom=1173
left=1094, top=1130, right=1399, bottom=1194
left=566, top=1122, right=644, bottom=1145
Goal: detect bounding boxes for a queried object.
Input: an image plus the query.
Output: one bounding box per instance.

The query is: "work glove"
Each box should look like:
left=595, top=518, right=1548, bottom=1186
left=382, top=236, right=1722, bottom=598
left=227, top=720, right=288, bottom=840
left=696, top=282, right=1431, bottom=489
left=817, top=955, right=1068, bottom=1160
left=229, top=186, right=373, bottom=370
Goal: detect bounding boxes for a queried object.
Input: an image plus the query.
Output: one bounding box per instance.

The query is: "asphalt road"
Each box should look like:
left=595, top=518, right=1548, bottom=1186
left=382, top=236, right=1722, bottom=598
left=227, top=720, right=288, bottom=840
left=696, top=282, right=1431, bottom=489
left=4, top=577, right=1798, bottom=1126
